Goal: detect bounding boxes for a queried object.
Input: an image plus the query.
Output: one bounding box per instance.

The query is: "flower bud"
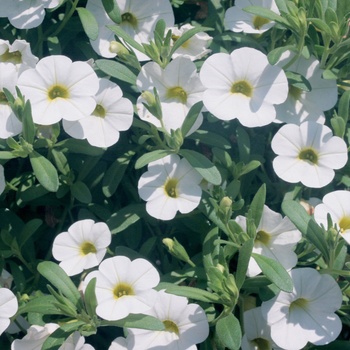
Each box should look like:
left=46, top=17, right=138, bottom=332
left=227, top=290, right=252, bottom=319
left=163, top=237, right=195, bottom=266
left=109, top=41, right=129, bottom=57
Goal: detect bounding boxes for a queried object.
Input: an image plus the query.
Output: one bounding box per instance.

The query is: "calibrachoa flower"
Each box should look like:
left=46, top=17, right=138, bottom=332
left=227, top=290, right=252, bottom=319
left=235, top=205, right=302, bottom=277
left=17, top=55, right=99, bottom=125
left=261, top=268, right=342, bottom=350
left=0, top=0, right=60, bottom=29
left=108, top=337, right=128, bottom=350
left=83, top=256, right=160, bottom=321
left=0, top=62, right=22, bottom=138
left=59, top=331, right=95, bottom=350
left=314, top=190, right=350, bottom=244
left=0, top=288, right=18, bottom=336
left=275, top=51, right=338, bottom=124
left=200, top=47, right=288, bottom=127
left=87, top=0, right=174, bottom=60
left=224, top=0, right=280, bottom=34
left=169, top=24, right=212, bottom=61
left=127, top=290, right=209, bottom=349
left=137, top=56, right=205, bottom=134
left=63, top=78, right=134, bottom=148
left=242, top=307, right=277, bottom=350
left=11, top=323, right=59, bottom=350
left=271, top=122, right=348, bottom=188
left=138, top=154, right=203, bottom=221
left=52, top=219, right=112, bottom=276
left=0, top=39, right=38, bottom=73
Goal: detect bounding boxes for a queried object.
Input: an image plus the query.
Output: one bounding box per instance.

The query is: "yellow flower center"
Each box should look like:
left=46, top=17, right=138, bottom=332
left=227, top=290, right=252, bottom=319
left=113, top=283, right=135, bottom=299
left=298, top=148, right=318, bottom=164
left=92, top=104, right=106, bottom=118
left=164, top=178, right=179, bottom=198
left=255, top=230, right=271, bottom=245
left=290, top=297, right=309, bottom=311
left=163, top=320, right=179, bottom=335
left=289, top=85, right=302, bottom=101
left=80, top=242, right=97, bottom=255
left=48, top=84, right=69, bottom=100
left=0, top=49, right=22, bottom=64
left=171, top=34, right=190, bottom=48
left=230, top=80, right=253, bottom=97
left=0, top=91, right=8, bottom=105
left=166, top=86, right=188, bottom=104
left=252, top=16, right=271, bottom=30
left=339, top=216, right=350, bottom=233
left=121, top=12, right=138, bottom=28
left=251, top=338, right=271, bottom=350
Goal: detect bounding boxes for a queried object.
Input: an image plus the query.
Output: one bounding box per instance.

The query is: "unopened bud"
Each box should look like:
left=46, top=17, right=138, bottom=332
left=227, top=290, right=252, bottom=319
left=109, top=41, right=129, bottom=56
left=141, top=91, right=156, bottom=106
left=163, top=237, right=195, bottom=267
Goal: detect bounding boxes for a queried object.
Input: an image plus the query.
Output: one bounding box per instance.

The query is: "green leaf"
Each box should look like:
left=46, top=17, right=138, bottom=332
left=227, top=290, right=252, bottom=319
left=102, top=150, right=135, bottom=197
left=84, top=277, right=97, bottom=318
left=22, top=100, right=35, bottom=144
left=102, top=0, right=121, bottom=24
left=55, top=139, right=105, bottom=156
left=42, top=328, right=71, bottom=350
left=37, top=262, right=83, bottom=309
left=215, top=314, right=242, bottom=350
left=252, top=253, right=293, bottom=292
left=239, top=160, right=261, bottom=177
left=95, top=59, right=137, bottom=85
left=19, top=219, right=42, bottom=248
left=243, top=6, right=290, bottom=27
left=18, top=295, right=65, bottom=315
left=169, top=26, right=213, bottom=57
left=267, top=45, right=297, bottom=65
left=101, top=314, right=165, bottom=331
left=76, top=7, right=98, bottom=40
left=285, top=71, right=312, bottom=91
left=29, top=151, right=59, bottom=192
left=51, top=149, right=70, bottom=175
left=71, top=181, right=92, bottom=204
left=107, top=25, right=145, bottom=53
left=338, top=89, right=350, bottom=123
left=181, top=101, right=203, bottom=137
left=236, top=239, right=254, bottom=290
left=331, top=115, right=346, bottom=138
left=308, top=18, right=332, bottom=34
left=282, top=200, right=330, bottom=262
left=179, top=149, right=222, bottom=185
left=135, top=149, right=173, bottom=169
left=0, top=151, right=16, bottom=159
left=248, top=184, right=266, bottom=228
left=189, top=130, right=231, bottom=150
left=107, top=204, right=146, bottom=234
left=157, top=282, right=222, bottom=303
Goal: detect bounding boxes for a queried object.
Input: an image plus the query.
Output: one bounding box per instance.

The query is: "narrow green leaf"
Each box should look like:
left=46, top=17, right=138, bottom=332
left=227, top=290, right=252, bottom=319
left=331, top=115, right=346, bottom=138
left=71, top=181, right=92, bottom=204
left=37, top=262, right=82, bottom=309
left=107, top=25, right=145, bottom=53
left=252, top=253, right=293, bottom=292
left=282, top=200, right=330, bottom=262
left=236, top=239, right=254, bottom=290
left=51, top=149, right=70, bottom=175
left=215, top=314, right=242, bottom=350
left=0, top=151, right=16, bottom=159
left=18, top=295, right=65, bottom=315
left=55, top=139, right=105, bottom=156
left=29, top=151, right=59, bottom=192
left=135, top=149, right=172, bottom=169
left=338, top=89, right=350, bottom=123
left=243, top=6, right=290, bottom=27
left=76, top=7, right=98, bottom=40
left=240, top=160, right=261, bottom=177
left=286, top=71, right=312, bottom=91
left=267, top=45, right=297, bottom=65
left=102, top=151, right=135, bottom=197
left=95, top=59, right=137, bottom=85
left=22, top=100, right=35, bottom=144
left=102, top=0, right=121, bottom=23
left=308, top=18, right=332, bottom=34
left=248, top=184, right=266, bottom=228
left=189, top=130, right=231, bottom=150
left=179, top=149, right=222, bottom=185
left=181, top=101, right=203, bottom=137
left=42, top=328, right=72, bottom=350
left=84, top=277, right=97, bottom=318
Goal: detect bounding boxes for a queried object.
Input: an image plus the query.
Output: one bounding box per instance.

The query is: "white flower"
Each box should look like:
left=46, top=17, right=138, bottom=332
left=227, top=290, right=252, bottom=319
left=108, top=337, right=128, bottom=350
left=83, top=256, right=160, bottom=321
left=0, top=288, right=18, bottom=336
left=52, top=219, right=112, bottom=276
left=200, top=47, right=288, bottom=127
left=86, top=0, right=174, bottom=60
left=314, top=190, right=350, bottom=244
left=275, top=51, right=338, bottom=124
left=224, top=0, right=280, bottom=34
left=11, top=323, right=59, bottom=350
left=63, top=78, right=133, bottom=148
left=136, top=56, right=205, bottom=134
left=0, top=164, right=6, bottom=195
left=0, top=270, right=13, bottom=289
left=0, top=62, right=22, bottom=139
left=169, top=24, right=212, bottom=61
left=0, top=0, right=60, bottom=29
left=0, top=39, right=38, bottom=73
left=242, top=307, right=278, bottom=350
left=59, top=331, right=95, bottom=350
left=138, top=154, right=203, bottom=221
left=261, top=268, right=342, bottom=350
left=236, top=205, right=302, bottom=277
left=128, top=290, right=209, bottom=349
left=271, top=122, right=348, bottom=188
left=17, top=55, right=99, bottom=125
